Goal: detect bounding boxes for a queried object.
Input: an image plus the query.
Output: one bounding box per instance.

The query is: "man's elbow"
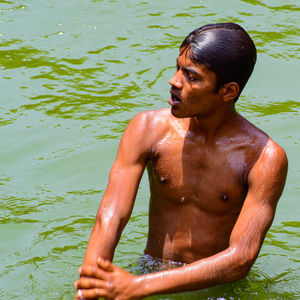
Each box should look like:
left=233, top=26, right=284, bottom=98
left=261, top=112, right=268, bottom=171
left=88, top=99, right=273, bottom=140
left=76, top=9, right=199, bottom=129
left=229, top=249, right=257, bottom=281
left=231, top=263, right=251, bottom=281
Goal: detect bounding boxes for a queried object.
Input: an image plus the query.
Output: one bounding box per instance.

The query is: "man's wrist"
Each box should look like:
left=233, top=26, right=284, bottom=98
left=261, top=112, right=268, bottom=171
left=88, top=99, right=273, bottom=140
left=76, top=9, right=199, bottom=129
left=132, top=275, right=150, bottom=299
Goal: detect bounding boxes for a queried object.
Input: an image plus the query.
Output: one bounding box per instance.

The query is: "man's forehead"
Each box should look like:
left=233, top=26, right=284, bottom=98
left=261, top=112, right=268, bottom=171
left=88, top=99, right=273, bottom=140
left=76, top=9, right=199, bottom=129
left=176, top=53, right=210, bottom=73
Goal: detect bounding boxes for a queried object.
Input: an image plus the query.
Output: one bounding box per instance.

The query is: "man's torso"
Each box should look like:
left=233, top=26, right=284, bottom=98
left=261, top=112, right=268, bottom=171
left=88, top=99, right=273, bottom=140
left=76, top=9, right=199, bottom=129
left=143, top=109, right=268, bottom=263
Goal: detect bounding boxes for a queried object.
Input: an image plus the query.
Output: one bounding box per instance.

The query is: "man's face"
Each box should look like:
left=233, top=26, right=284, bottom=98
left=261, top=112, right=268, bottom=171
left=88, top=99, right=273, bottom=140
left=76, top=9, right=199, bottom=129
left=169, top=50, right=222, bottom=119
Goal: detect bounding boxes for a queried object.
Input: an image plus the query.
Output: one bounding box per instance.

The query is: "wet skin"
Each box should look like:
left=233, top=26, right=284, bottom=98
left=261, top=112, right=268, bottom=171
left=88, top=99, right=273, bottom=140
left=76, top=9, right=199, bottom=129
left=145, top=110, right=267, bottom=262
left=145, top=52, right=266, bottom=262
left=74, top=51, right=288, bottom=299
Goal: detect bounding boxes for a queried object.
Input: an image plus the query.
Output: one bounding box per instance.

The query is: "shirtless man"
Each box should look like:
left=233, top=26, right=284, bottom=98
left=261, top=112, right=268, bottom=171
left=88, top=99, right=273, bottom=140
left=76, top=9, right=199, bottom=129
left=74, top=23, right=288, bottom=299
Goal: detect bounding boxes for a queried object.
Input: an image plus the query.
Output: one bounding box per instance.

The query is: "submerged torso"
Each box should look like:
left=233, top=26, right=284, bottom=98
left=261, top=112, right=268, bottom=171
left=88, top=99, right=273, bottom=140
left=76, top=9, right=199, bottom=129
left=144, top=109, right=268, bottom=263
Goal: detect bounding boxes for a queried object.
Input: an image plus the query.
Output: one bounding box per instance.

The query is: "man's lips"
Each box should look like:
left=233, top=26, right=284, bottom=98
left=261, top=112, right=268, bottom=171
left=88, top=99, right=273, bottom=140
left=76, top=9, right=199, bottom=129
left=169, top=90, right=181, bottom=105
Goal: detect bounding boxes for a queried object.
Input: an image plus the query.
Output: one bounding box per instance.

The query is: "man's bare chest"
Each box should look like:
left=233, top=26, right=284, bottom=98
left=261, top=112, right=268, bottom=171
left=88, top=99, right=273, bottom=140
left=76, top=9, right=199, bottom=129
left=147, top=137, right=250, bottom=213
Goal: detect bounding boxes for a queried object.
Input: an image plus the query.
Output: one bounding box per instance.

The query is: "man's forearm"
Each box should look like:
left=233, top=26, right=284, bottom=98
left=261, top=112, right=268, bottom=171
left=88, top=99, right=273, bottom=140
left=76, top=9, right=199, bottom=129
left=82, top=217, right=122, bottom=267
left=135, top=247, right=250, bottom=298
left=75, top=245, right=255, bottom=300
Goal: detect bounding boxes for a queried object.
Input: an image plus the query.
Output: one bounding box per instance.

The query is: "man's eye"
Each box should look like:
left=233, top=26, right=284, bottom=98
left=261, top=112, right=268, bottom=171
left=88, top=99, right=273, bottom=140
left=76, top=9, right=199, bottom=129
left=188, top=74, right=196, bottom=81
left=175, top=64, right=179, bottom=71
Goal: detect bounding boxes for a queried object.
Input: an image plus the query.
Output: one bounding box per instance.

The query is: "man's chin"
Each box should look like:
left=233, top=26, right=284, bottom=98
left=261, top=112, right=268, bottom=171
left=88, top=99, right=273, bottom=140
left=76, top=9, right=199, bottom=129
left=170, top=107, right=188, bottom=119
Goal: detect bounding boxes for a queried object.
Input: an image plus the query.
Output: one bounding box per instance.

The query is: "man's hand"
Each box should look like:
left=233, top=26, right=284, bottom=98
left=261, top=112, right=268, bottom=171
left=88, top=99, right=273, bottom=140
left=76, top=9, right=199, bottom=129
left=74, top=257, right=142, bottom=300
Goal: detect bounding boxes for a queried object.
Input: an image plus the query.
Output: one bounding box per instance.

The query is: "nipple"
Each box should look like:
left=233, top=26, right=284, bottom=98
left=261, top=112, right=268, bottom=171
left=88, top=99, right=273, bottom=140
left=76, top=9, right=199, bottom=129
left=160, top=176, right=167, bottom=183
left=181, top=197, right=185, bottom=203
left=221, top=194, right=229, bottom=201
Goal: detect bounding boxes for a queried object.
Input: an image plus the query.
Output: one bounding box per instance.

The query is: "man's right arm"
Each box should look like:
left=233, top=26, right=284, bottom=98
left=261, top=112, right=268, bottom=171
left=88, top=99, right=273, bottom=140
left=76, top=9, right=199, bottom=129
left=80, top=111, right=155, bottom=268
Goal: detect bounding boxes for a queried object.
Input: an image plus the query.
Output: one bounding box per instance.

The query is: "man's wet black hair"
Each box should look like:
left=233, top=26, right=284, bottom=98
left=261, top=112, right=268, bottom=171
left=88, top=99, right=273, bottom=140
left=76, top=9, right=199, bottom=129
left=181, top=23, right=257, bottom=101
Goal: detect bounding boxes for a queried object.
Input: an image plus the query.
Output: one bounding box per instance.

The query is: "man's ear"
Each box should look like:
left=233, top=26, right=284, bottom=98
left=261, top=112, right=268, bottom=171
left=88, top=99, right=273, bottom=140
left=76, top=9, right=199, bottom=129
left=222, top=82, right=240, bottom=102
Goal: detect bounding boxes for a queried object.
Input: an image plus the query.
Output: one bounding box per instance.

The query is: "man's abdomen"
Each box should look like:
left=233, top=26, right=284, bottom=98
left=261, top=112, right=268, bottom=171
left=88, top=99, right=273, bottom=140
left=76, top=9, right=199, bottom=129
left=144, top=202, right=239, bottom=263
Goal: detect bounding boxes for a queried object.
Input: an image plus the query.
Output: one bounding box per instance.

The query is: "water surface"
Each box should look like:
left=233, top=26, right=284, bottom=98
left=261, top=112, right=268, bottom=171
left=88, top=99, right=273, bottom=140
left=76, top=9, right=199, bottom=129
left=0, top=0, right=299, bottom=299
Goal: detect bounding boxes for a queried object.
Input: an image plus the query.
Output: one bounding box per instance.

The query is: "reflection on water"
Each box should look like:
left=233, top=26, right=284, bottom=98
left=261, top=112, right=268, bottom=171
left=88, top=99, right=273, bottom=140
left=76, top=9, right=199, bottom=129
left=0, top=0, right=299, bottom=299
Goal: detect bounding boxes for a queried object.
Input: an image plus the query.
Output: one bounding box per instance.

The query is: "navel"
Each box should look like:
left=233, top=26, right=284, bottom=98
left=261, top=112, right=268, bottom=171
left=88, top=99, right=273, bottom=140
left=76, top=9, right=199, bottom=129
left=221, top=194, right=229, bottom=202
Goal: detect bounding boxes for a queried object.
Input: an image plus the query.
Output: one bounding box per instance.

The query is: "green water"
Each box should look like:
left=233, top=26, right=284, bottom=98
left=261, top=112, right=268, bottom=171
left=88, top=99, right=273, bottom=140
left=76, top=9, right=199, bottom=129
left=0, top=0, right=299, bottom=299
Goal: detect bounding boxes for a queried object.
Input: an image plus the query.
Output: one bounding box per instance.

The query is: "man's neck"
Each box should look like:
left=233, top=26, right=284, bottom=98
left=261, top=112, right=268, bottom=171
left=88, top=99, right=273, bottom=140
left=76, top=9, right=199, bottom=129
left=187, top=105, right=239, bottom=141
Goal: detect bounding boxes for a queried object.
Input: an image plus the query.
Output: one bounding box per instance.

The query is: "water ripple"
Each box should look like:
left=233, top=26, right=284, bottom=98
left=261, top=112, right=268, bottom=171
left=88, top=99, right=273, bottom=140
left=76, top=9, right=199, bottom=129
left=0, top=1, right=299, bottom=299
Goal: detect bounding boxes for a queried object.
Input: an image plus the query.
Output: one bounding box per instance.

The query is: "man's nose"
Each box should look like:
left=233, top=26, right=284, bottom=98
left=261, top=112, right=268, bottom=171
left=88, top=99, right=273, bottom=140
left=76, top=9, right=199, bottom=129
left=169, top=72, right=183, bottom=89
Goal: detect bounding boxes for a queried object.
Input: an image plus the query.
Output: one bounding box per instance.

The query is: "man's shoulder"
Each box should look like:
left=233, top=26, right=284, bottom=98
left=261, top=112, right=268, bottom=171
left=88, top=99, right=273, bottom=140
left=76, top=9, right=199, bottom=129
left=122, top=108, right=174, bottom=150
left=234, top=115, right=269, bottom=154
left=234, top=115, right=287, bottom=177
left=246, top=128, right=288, bottom=186
left=237, top=115, right=268, bottom=139
left=239, top=116, right=286, bottom=157
left=132, top=108, right=172, bottom=123
left=259, top=138, right=288, bottom=168
left=129, top=108, right=173, bottom=134
left=247, top=137, right=288, bottom=204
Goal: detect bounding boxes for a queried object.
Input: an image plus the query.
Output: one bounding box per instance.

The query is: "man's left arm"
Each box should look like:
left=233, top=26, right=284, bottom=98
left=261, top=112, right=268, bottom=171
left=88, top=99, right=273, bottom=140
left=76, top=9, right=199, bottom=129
left=75, top=139, right=288, bottom=300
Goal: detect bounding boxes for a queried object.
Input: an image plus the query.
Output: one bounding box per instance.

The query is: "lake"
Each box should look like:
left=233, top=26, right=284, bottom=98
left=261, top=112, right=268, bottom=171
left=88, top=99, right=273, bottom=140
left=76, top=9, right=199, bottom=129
left=0, top=0, right=299, bottom=299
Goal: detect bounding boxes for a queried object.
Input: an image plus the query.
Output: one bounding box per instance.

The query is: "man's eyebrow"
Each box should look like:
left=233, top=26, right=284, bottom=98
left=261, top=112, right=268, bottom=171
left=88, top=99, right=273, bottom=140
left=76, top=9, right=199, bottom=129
left=176, top=59, right=201, bottom=77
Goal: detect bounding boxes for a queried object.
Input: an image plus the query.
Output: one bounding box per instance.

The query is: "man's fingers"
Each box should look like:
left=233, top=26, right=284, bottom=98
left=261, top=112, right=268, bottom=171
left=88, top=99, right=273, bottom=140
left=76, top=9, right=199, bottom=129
left=74, top=277, right=107, bottom=290
left=76, top=288, right=108, bottom=299
left=97, top=257, right=114, bottom=272
left=79, top=265, right=108, bottom=279
left=74, top=289, right=86, bottom=300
